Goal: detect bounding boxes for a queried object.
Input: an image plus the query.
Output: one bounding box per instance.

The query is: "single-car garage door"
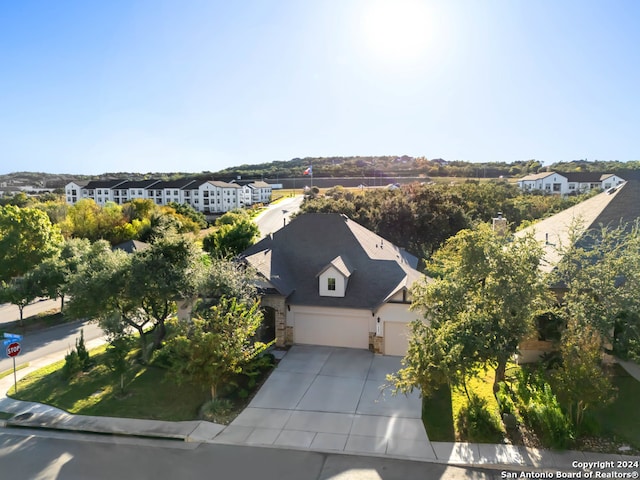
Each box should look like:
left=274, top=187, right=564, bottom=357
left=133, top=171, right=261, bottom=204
left=384, top=322, right=410, bottom=356
left=294, top=313, right=369, bottom=349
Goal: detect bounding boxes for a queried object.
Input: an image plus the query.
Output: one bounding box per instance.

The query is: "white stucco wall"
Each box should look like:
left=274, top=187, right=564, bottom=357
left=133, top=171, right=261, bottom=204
left=318, top=266, right=347, bottom=297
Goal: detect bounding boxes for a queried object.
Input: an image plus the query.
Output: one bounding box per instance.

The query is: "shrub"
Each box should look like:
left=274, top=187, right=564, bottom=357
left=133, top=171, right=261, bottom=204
left=496, top=381, right=516, bottom=415
left=518, top=374, right=574, bottom=449
left=61, top=350, right=82, bottom=380
left=200, top=398, right=234, bottom=424
left=75, top=329, right=91, bottom=371
left=456, top=394, right=503, bottom=443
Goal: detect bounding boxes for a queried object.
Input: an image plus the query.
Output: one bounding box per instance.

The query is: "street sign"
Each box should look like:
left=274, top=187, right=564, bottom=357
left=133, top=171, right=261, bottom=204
left=6, top=342, right=21, bottom=358
left=3, top=333, right=22, bottom=341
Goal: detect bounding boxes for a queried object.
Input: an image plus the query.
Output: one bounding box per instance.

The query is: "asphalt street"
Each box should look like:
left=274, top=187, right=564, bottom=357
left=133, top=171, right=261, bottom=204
left=255, top=195, right=304, bottom=239
left=0, top=429, right=504, bottom=480
left=0, top=320, right=104, bottom=373
left=0, top=298, right=60, bottom=326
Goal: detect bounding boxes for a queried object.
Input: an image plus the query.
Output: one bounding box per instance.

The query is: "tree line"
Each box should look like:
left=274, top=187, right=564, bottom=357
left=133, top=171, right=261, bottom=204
left=299, top=181, right=595, bottom=257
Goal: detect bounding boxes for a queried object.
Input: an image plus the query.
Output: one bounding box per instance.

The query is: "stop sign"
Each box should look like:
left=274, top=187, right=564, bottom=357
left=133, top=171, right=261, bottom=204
left=6, top=342, right=21, bottom=358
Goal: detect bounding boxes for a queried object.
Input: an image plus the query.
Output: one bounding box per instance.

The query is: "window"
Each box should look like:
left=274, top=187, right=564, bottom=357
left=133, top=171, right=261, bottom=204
left=327, top=278, right=336, bottom=291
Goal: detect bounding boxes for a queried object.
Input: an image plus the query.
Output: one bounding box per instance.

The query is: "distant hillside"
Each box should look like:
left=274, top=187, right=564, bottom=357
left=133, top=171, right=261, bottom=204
left=2, top=158, right=639, bottom=189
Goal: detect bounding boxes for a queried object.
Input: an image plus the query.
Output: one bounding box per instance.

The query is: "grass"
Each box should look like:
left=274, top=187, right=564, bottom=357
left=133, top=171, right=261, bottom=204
left=422, top=385, right=455, bottom=441
left=422, top=366, right=504, bottom=443
left=0, top=309, right=75, bottom=338
left=0, top=362, right=29, bottom=380
left=9, top=345, right=209, bottom=421
left=593, top=364, right=640, bottom=449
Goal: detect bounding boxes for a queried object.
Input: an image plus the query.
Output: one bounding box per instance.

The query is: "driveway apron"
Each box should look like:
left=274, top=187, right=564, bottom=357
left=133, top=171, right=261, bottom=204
left=214, top=345, right=435, bottom=460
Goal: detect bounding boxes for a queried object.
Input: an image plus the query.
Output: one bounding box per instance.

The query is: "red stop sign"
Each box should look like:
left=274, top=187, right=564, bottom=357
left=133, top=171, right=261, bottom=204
left=6, top=342, right=21, bottom=358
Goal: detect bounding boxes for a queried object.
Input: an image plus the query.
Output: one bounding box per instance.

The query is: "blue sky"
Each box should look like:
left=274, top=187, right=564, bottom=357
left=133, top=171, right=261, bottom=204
left=1, top=0, right=639, bottom=174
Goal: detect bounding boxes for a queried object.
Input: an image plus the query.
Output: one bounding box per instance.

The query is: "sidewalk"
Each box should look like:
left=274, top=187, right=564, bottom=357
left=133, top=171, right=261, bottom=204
left=1, top=347, right=638, bottom=474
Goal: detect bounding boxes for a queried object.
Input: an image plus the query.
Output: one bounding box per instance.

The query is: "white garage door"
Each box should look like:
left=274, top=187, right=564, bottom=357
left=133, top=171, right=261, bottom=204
left=294, top=313, right=369, bottom=349
left=384, top=322, right=410, bottom=356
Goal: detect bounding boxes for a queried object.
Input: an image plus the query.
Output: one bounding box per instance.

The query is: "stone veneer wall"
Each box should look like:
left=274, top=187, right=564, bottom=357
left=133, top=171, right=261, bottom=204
left=259, top=295, right=287, bottom=347
left=368, top=332, right=384, bottom=354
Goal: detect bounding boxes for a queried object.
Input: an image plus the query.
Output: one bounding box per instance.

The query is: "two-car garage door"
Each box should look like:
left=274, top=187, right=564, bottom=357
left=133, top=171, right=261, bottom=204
left=294, top=311, right=370, bottom=350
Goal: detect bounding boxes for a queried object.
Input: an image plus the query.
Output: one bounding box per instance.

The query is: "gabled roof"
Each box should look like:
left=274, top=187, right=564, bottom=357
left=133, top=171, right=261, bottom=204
left=317, top=255, right=353, bottom=278
left=66, top=181, right=88, bottom=187
left=563, top=172, right=621, bottom=183
left=249, top=181, right=271, bottom=188
left=121, top=179, right=161, bottom=189
left=515, top=180, right=638, bottom=273
left=113, top=240, right=151, bottom=254
left=240, top=213, right=424, bottom=310
left=83, top=180, right=128, bottom=189
left=153, top=179, right=198, bottom=189
left=518, top=172, right=558, bottom=181
left=208, top=181, right=240, bottom=189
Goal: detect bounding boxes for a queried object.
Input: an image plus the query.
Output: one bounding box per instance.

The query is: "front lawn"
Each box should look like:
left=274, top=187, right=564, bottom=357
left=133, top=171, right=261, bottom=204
left=8, top=345, right=272, bottom=423
left=423, top=366, right=504, bottom=443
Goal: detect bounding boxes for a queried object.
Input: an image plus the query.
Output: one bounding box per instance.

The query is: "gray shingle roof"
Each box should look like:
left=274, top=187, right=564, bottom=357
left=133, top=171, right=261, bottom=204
left=240, top=213, right=424, bottom=310
left=112, top=240, right=151, bottom=254
left=515, top=180, right=639, bottom=273
left=84, top=180, right=128, bottom=189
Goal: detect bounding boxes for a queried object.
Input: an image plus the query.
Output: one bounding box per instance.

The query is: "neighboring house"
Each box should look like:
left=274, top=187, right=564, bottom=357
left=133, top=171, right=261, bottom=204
left=514, top=178, right=640, bottom=361
left=239, top=213, right=427, bottom=356
left=64, top=178, right=272, bottom=213
left=517, top=172, right=569, bottom=195
left=113, top=240, right=151, bottom=254
left=517, top=171, right=624, bottom=196
left=564, top=172, right=625, bottom=194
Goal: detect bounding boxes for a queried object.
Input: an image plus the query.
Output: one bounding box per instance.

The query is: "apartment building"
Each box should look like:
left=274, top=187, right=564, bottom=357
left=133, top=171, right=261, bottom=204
left=65, top=178, right=272, bottom=213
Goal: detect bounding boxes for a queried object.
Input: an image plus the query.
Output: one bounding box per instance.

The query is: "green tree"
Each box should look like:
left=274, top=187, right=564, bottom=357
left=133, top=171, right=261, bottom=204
left=553, top=320, right=614, bottom=429
left=67, top=236, right=208, bottom=361
left=31, top=238, right=92, bottom=310
left=0, top=205, right=64, bottom=282
left=166, top=297, right=267, bottom=399
left=1, top=275, right=38, bottom=327
left=63, top=199, right=101, bottom=240
left=394, top=224, right=548, bottom=396
left=203, top=210, right=259, bottom=258
left=554, top=221, right=640, bottom=359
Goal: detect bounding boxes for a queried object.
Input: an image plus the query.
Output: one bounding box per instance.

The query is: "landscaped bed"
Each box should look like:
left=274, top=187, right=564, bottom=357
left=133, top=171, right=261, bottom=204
left=422, top=362, right=640, bottom=454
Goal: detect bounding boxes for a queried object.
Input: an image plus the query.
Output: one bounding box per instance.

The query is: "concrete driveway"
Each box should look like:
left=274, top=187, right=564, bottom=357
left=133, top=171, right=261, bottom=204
left=213, top=345, right=435, bottom=460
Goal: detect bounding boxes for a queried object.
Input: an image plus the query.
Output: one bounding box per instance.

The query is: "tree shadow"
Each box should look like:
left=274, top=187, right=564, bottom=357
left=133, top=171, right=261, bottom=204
left=422, top=384, right=455, bottom=441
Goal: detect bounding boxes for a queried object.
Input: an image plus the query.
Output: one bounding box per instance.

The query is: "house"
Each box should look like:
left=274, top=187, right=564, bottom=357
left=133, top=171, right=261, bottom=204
left=514, top=178, right=640, bottom=361
left=517, top=171, right=625, bottom=196
left=112, top=240, right=151, bottom=254
left=239, top=213, right=426, bottom=356
left=564, top=172, right=625, bottom=194
left=517, top=172, right=569, bottom=195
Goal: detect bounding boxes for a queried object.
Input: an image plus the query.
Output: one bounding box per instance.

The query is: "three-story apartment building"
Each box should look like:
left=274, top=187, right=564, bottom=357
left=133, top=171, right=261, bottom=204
left=65, top=178, right=272, bottom=213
